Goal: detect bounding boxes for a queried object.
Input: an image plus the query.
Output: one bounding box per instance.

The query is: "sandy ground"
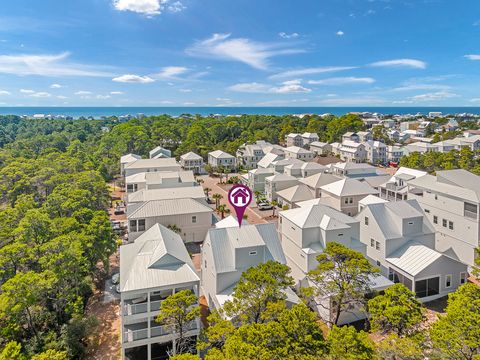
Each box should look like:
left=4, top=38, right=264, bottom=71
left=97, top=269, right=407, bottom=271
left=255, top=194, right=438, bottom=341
left=85, top=182, right=122, bottom=360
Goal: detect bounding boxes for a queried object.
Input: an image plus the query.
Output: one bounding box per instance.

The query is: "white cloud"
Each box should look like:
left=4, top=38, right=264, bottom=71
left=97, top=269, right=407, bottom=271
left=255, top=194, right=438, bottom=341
left=112, top=74, right=155, bottom=83
left=167, top=1, right=186, bottom=13
left=228, top=82, right=271, bottom=93
left=57, top=95, right=68, bottom=99
left=179, top=88, right=192, bottom=92
left=228, top=80, right=311, bottom=94
left=278, top=32, right=299, bottom=39
left=0, top=52, right=112, bottom=77
left=29, top=91, right=51, bottom=98
left=390, top=83, right=451, bottom=92
left=50, top=83, right=63, bottom=89
left=186, top=33, right=302, bottom=70
left=20, top=89, right=35, bottom=94
left=270, top=66, right=356, bottom=79
left=96, top=94, right=111, bottom=99
left=216, top=97, right=231, bottom=101
left=317, top=96, right=386, bottom=106
left=112, top=0, right=186, bottom=16
left=110, top=91, right=124, bottom=95
left=465, top=54, right=480, bottom=61
left=336, top=31, right=344, bottom=36
left=0, top=90, right=10, bottom=95
left=30, top=91, right=52, bottom=97
left=74, top=90, right=92, bottom=95
left=155, top=66, right=189, bottom=79
left=370, top=58, right=427, bottom=69
left=392, top=100, right=414, bottom=104
left=271, top=80, right=311, bottom=94
left=470, top=98, right=480, bottom=103
left=409, top=91, right=458, bottom=102
left=183, top=101, right=195, bottom=105
left=308, top=77, right=375, bottom=85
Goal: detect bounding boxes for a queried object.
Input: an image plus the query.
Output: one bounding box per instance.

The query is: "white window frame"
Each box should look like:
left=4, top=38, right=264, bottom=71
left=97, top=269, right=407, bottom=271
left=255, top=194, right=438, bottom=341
left=460, top=272, right=467, bottom=284
left=445, top=274, right=452, bottom=288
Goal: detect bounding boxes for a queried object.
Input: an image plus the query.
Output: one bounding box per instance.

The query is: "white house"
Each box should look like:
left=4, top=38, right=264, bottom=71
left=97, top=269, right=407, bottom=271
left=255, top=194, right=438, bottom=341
left=284, top=146, right=315, bottom=161
left=127, top=187, right=206, bottom=204
left=127, top=198, right=213, bottom=242
left=265, top=174, right=300, bottom=202
left=364, top=140, right=387, bottom=164
left=301, top=132, right=319, bottom=145
left=299, top=172, right=341, bottom=197
left=357, top=200, right=468, bottom=302
left=309, top=141, right=332, bottom=155
left=329, top=162, right=379, bottom=179
left=285, top=133, right=303, bottom=147
left=279, top=203, right=392, bottom=325
left=257, top=152, right=285, bottom=169
left=120, top=224, right=200, bottom=360
left=244, top=167, right=275, bottom=192
left=407, top=169, right=480, bottom=267
left=121, top=153, right=142, bottom=176
left=378, top=167, right=427, bottom=202
left=208, top=150, right=236, bottom=170
left=124, top=158, right=182, bottom=177
left=276, top=184, right=315, bottom=209
left=201, top=223, right=300, bottom=310
left=125, top=171, right=196, bottom=194
left=179, top=152, right=205, bottom=174
left=149, top=146, right=171, bottom=159
left=319, top=178, right=378, bottom=216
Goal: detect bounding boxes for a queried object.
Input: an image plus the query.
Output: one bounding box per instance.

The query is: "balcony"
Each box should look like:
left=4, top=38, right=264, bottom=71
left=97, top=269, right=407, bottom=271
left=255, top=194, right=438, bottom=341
left=123, top=321, right=199, bottom=344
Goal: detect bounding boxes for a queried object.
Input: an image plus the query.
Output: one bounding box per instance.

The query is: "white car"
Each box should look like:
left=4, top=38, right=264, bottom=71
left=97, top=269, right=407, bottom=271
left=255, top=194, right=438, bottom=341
left=258, top=202, right=273, bottom=210
left=112, top=273, right=120, bottom=285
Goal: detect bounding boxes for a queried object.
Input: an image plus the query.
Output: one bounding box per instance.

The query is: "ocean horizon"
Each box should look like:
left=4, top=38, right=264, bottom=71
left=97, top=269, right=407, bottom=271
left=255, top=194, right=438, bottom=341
left=0, top=106, right=479, bottom=118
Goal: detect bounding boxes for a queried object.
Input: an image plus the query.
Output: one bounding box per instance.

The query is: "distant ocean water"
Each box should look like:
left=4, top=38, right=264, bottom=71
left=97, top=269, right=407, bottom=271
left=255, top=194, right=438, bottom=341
left=0, top=107, right=480, bottom=118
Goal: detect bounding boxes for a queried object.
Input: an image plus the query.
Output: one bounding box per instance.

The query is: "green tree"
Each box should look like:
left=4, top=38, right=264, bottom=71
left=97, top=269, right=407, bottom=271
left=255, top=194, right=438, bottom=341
left=156, top=290, right=200, bottom=356
left=223, top=261, right=294, bottom=325
left=368, top=283, right=424, bottom=336
left=31, top=350, right=68, bottom=360
left=430, top=283, right=480, bottom=359
left=0, top=341, right=25, bottom=360
left=327, top=325, right=376, bottom=360
left=375, top=333, right=426, bottom=360
left=307, top=242, right=379, bottom=326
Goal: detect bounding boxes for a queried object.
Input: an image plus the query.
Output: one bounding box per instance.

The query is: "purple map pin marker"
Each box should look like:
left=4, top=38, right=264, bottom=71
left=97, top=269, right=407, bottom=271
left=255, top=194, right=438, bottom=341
left=227, top=184, right=253, bottom=227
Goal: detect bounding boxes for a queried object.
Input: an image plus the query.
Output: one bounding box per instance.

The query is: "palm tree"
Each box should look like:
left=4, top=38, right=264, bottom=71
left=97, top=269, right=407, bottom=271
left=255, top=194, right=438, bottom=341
left=224, top=167, right=231, bottom=183
left=212, top=193, right=223, bottom=209
left=254, top=191, right=262, bottom=204
left=196, top=178, right=204, bottom=186
left=167, top=224, right=182, bottom=234
left=217, top=204, right=230, bottom=219
left=271, top=200, right=278, bottom=217
left=204, top=187, right=212, bottom=198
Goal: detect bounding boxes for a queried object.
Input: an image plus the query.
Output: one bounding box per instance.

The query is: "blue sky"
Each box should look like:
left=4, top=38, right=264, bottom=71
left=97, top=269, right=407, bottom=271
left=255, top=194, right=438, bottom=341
left=0, top=0, right=479, bottom=107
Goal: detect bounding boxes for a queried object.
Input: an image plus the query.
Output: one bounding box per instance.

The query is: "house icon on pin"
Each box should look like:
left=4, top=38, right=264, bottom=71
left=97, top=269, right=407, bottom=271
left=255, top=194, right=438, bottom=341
left=231, top=188, right=249, bottom=206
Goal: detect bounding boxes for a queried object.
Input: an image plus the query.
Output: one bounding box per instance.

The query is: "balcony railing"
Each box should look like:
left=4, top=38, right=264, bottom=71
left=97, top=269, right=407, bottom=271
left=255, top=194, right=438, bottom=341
left=123, top=328, right=148, bottom=343
left=123, top=302, right=148, bottom=316
left=464, top=210, right=478, bottom=219
left=150, top=300, right=162, bottom=311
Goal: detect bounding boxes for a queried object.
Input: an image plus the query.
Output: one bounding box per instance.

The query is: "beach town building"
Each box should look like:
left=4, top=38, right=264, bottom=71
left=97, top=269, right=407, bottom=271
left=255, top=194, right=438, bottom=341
left=179, top=152, right=205, bottom=174
left=125, top=171, right=196, bottom=194
left=123, top=158, right=182, bottom=177
left=207, top=150, right=237, bottom=170
left=149, top=146, right=171, bottom=159
left=120, top=224, right=200, bottom=360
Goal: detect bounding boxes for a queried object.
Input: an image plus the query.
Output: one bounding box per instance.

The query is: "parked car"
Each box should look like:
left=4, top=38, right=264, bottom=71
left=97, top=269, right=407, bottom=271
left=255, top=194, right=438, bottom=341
left=114, top=206, right=125, bottom=215
left=206, top=197, right=215, bottom=204
left=258, top=202, right=273, bottom=210
left=115, top=284, right=121, bottom=294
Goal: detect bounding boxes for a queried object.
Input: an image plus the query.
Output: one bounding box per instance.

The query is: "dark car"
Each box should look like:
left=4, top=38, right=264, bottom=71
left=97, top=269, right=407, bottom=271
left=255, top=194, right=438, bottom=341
left=206, top=197, right=215, bottom=204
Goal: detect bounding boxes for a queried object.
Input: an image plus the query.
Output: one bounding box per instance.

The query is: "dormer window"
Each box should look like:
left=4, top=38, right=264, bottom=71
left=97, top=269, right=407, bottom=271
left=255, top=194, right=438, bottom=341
left=249, top=251, right=257, bottom=256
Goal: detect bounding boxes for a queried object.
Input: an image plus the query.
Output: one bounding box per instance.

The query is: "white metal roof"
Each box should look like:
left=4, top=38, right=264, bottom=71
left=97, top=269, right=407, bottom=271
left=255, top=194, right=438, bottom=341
left=386, top=241, right=443, bottom=276
left=276, top=184, right=314, bottom=203
left=120, top=224, right=199, bottom=293
left=127, top=186, right=206, bottom=203
left=215, top=215, right=249, bottom=228
left=121, top=153, right=141, bottom=164
left=299, top=172, right=341, bottom=189
left=209, top=150, right=235, bottom=159
left=180, top=151, right=203, bottom=160
left=124, top=158, right=181, bottom=170
left=320, top=178, right=378, bottom=197
left=128, top=198, right=213, bottom=219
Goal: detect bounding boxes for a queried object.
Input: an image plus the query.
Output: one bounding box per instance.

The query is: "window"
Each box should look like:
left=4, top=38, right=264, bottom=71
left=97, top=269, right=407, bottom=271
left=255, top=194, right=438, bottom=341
left=408, top=221, right=414, bottom=225
left=130, top=220, right=138, bottom=232
left=192, top=216, right=197, bottom=223
left=138, top=219, right=145, bottom=231
left=249, top=251, right=257, bottom=256
left=349, top=197, right=353, bottom=204
left=464, top=202, right=478, bottom=219
left=445, top=274, right=452, bottom=288
left=375, top=241, right=380, bottom=250
left=338, top=233, right=343, bottom=237
left=204, top=260, right=207, bottom=268
left=365, top=216, right=369, bottom=225
left=460, top=272, right=467, bottom=284
left=415, top=277, right=439, bottom=298
left=424, top=209, right=430, bottom=214
left=344, top=197, right=349, bottom=204
left=433, top=216, right=438, bottom=224
left=370, top=238, right=375, bottom=247
left=376, top=260, right=381, bottom=267
left=448, top=221, right=454, bottom=230
left=434, top=194, right=438, bottom=200
left=442, top=219, right=447, bottom=227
